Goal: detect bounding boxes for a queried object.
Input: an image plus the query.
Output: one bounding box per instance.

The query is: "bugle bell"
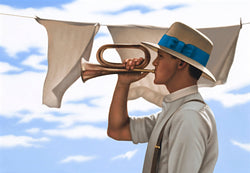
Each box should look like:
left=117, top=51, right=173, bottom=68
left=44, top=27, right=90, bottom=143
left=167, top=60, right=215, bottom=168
left=81, top=44, right=154, bottom=82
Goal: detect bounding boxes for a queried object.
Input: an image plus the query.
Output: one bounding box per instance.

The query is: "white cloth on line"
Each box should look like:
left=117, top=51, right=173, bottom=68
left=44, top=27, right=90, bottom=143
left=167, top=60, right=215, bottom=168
left=108, top=24, right=241, bottom=107
left=36, top=17, right=100, bottom=108
left=38, top=18, right=241, bottom=108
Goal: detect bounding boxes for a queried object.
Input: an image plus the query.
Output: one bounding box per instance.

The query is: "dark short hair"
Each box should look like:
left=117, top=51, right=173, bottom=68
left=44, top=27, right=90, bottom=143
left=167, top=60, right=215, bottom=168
left=188, top=65, right=202, bottom=80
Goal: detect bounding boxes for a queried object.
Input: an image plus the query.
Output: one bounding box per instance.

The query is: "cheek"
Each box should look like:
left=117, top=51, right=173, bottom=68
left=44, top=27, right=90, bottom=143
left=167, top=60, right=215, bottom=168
left=154, top=62, right=176, bottom=83
left=154, top=65, right=170, bottom=82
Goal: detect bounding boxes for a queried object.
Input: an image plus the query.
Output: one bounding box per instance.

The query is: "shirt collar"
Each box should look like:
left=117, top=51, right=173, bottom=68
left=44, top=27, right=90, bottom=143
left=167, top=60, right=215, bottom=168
left=163, top=85, right=198, bottom=103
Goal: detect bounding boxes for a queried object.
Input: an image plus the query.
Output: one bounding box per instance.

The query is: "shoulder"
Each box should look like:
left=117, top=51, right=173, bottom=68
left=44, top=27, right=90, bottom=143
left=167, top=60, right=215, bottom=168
left=173, top=100, right=214, bottom=124
left=172, top=108, right=204, bottom=128
left=170, top=103, right=213, bottom=140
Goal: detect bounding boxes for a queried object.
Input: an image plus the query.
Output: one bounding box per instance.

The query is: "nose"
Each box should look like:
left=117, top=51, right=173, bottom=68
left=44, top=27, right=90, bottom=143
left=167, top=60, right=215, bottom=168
left=153, top=56, right=159, bottom=66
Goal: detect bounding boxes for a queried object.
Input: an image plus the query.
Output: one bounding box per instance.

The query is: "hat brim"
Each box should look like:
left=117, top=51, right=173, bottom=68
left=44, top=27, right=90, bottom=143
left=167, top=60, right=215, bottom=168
left=141, top=41, right=216, bottom=82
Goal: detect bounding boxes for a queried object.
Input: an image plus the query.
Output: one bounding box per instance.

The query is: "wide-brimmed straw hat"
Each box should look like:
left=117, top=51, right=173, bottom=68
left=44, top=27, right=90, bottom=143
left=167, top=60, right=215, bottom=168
left=142, top=22, right=216, bottom=82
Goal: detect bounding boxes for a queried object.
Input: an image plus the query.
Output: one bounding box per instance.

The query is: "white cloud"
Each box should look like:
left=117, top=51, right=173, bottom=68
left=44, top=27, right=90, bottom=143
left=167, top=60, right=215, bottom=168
left=0, top=71, right=111, bottom=129
left=43, top=125, right=108, bottom=139
left=0, top=62, right=21, bottom=73
left=22, top=54, right=47, bottom=70
left=200, top=87, right=250, bottom=107
left=111, top=149, right=138, bottom=160
left=0, top=11, right=47, bottom=57
left=0, top=135, right=50, bottom=148
left=25, top=128, right=41, bottom=134
left=0, top=72, right=46, bottom=116
left=60, top=155, right=96, bottom=163
left=231, top=140, right=250, bottom=152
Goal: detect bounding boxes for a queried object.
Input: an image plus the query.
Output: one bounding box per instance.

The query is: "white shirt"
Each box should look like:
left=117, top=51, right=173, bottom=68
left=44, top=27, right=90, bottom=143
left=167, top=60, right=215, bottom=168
left=130, top=85, right=218, bottom=173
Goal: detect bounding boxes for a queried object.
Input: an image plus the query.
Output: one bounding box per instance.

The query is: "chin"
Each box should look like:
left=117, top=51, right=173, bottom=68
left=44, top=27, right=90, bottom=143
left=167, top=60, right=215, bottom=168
left=154, top=79, right=162, bottom=85
left=154, top=78, right=168, bottom=85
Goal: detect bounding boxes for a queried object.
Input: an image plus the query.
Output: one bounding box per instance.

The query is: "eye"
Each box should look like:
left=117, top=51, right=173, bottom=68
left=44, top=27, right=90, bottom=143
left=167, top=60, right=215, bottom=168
left=158, top=54, right=163, bottom=59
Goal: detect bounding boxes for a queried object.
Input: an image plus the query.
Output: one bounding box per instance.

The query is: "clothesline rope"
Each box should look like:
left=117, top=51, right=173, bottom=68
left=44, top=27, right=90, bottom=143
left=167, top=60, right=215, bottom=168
left=0, top=12, right=34, bottom=19
left=1, top=12, right=250, bottom=26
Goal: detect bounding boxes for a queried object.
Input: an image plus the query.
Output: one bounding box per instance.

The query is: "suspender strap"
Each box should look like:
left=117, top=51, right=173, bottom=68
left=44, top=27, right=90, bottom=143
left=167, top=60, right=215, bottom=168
left=150, top=99, right=205, bottom=173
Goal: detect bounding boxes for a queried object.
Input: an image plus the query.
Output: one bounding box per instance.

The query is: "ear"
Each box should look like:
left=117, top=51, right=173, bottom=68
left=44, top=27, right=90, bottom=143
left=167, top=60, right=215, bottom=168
left=177, top=60, right=187, bottom=69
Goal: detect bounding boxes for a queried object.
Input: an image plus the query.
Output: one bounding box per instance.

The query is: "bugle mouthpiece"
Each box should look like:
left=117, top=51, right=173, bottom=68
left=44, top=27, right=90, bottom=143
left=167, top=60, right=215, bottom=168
left=132, top=69, right=155, bottom=73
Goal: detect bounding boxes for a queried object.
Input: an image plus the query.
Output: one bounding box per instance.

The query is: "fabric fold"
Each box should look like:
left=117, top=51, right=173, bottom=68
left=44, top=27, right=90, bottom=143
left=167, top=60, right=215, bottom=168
left=36, top=17, right=100, bottom=108
left=108, top=24, right=241, bottom=107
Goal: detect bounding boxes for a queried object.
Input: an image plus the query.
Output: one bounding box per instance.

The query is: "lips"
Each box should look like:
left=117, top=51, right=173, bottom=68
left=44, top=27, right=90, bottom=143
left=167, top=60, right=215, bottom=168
left=154, top=67, right=157, bottom=73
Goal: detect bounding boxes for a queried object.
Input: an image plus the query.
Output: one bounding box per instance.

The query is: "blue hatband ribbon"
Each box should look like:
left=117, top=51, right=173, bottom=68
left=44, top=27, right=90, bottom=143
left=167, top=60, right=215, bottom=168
left=158, top=35, right=209, bottom=66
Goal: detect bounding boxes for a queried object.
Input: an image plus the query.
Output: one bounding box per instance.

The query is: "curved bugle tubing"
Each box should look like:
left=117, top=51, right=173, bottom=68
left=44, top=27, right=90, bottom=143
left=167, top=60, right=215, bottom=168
left=81, top=44, right=154, bottom=82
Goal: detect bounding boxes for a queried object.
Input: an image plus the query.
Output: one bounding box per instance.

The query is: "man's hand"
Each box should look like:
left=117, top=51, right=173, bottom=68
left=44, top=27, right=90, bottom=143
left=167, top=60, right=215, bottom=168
left=118, top=57, right=148, bottom=85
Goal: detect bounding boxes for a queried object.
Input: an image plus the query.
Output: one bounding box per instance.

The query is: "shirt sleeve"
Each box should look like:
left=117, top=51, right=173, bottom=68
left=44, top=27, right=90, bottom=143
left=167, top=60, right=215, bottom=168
left=167, top=109, right=210, bottom=173
left=129, top=113, right=159, bottom=144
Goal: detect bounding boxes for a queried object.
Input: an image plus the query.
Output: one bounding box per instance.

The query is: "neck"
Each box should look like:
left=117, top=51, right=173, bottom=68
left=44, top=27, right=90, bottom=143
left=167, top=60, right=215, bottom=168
left=166, top=75, right=197, bottom=93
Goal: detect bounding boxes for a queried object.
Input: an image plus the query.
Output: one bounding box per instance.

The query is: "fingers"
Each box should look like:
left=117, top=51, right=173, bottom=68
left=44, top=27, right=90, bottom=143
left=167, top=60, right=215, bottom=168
left=118, top=70, right=148, bottom=85
left=124, top=57, right=144, bottom=70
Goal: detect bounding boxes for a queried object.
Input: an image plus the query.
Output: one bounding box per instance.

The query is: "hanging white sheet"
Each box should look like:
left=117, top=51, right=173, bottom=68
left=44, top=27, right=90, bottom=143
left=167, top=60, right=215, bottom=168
left=36, top=17, right=100, bottom=108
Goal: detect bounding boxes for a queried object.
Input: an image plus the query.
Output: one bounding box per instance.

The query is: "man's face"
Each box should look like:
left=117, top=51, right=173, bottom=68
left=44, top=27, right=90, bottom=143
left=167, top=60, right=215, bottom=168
left=152, top=50, right=178, bottom=85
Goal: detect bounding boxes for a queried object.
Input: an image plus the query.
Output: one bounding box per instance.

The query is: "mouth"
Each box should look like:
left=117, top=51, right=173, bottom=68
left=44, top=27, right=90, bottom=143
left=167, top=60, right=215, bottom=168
left=154, top=68, right=157, bottom=73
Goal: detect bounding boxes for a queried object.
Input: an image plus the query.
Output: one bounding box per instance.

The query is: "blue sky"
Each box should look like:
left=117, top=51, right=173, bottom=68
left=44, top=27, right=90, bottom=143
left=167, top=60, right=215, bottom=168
left=0, top=0, right=250, bottom=173
left=0, top=0, right=75, bottom=9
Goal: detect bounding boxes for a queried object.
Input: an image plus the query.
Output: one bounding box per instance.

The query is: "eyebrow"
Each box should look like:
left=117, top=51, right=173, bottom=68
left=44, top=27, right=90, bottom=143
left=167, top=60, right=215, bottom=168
left=158, top=50, right=166, bottom=57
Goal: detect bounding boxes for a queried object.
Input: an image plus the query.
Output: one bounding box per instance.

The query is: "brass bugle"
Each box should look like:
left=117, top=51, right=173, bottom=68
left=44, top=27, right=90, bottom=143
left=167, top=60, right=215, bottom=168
left=81, top=62, right=155, bottom=82
left=81, top=44, right=154, bottom=82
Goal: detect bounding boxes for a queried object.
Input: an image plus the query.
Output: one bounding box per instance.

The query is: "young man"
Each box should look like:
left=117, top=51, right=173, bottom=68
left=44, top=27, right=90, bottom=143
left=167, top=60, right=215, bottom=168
left=107, top=22, right=218, bottom=173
